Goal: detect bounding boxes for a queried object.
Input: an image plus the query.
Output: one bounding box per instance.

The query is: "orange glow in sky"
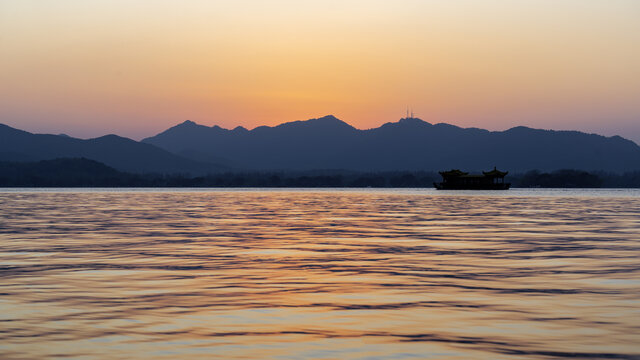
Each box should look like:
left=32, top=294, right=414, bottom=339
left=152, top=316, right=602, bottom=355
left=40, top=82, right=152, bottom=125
left=1, top=1, right=639, bottom=142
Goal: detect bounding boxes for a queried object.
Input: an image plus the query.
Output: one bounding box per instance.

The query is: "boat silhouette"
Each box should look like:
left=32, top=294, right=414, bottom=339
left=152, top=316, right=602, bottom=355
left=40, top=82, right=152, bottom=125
left=434, top=167, right=510, bottom=190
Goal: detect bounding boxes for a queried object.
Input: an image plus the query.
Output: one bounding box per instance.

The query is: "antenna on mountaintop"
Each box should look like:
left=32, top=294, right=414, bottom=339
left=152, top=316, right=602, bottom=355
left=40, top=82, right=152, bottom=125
left=410, top=108, right=414, bottom=118
left=406, top=106, right=409, bottom=119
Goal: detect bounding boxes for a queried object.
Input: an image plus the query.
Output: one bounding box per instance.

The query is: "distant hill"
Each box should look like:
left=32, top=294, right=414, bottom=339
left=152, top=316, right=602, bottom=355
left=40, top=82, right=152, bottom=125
left=0, top=123, right=225, bottom=174
left=0, top=158, right=129, bottom=186
left=143, top=115, right=640, bottom=172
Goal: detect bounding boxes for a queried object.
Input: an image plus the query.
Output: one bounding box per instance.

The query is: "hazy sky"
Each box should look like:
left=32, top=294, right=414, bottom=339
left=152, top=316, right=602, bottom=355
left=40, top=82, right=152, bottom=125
left=1, top=0, right=639, bottom=143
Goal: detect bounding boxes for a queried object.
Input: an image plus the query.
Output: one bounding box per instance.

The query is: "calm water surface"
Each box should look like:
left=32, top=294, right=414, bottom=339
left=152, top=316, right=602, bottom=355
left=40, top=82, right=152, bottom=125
left=1, top=189, right=639, bottom=359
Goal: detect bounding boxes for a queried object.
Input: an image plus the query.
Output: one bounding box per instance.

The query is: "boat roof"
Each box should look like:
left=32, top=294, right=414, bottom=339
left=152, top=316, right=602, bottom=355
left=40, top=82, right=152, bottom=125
left=439, top=169, right=468, bottom=177
left=482, top=167, right=508, bottom=177
left=439, top=167, right=508, bottom=177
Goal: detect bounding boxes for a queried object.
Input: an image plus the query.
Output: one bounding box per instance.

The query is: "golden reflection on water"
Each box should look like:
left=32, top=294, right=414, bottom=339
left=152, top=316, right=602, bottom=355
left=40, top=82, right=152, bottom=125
left=1, top=190, right=639, bottom=359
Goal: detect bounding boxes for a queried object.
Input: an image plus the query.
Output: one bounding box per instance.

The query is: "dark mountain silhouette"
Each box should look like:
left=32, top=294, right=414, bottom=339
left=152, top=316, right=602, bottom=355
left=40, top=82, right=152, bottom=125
left=143, top=115, right=640, bottom=172
left=0, top=158, right=131, bottom=186
left=0, top=123, right=225, bottom=174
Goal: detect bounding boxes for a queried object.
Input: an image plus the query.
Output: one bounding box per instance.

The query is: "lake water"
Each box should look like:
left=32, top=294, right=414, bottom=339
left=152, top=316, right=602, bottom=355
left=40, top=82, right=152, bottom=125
left=1, top=188, right=639, bottom=359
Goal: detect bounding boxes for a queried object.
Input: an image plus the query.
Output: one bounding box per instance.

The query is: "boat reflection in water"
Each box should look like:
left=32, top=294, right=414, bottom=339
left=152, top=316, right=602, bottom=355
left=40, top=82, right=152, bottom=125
left=434, top=167, right=510, bottom=190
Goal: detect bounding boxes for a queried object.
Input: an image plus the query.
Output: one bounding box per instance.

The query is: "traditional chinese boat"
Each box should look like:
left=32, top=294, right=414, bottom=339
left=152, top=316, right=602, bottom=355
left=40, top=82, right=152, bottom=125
left=434, top=167, right=510, bottom=190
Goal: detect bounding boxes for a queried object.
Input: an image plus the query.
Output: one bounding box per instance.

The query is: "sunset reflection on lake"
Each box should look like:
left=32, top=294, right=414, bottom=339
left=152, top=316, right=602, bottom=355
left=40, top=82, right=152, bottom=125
left=1, top=189, right=639, bottom=359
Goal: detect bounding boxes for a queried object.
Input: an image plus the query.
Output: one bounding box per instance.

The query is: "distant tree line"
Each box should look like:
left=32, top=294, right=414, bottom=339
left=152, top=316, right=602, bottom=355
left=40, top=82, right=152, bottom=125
left=1, top=158, right=639, bottom=188
left=513, top=169, right=640, bottom=188
left=0, top=158, right=440, bottom=187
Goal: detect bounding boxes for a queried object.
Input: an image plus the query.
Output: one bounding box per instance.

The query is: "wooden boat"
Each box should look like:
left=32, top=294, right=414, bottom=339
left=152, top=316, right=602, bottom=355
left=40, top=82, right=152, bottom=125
left=434, top=167, right=510, bottom=190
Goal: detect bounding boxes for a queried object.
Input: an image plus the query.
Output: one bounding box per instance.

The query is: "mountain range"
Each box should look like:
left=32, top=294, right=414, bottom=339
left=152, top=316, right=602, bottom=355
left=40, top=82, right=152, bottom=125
left=142, top=115, right=640, bottom=173
left=0, top=123, right=224, bottom=174
left=2, top=116, right=639, bottom=174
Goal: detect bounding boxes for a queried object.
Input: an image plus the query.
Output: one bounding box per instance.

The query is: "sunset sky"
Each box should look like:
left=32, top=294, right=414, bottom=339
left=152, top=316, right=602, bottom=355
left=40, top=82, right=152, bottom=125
left=1, top=0, right=639, bottom=143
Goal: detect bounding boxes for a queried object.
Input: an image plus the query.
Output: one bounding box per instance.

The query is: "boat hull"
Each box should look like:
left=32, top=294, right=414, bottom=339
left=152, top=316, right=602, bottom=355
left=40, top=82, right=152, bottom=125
left=434, top=182, right=511, bottom=190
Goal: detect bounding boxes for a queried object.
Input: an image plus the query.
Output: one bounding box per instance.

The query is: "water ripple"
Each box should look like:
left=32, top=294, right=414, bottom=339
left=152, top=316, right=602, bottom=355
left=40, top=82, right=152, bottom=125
left=1, top=189, right=639, bottom=359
